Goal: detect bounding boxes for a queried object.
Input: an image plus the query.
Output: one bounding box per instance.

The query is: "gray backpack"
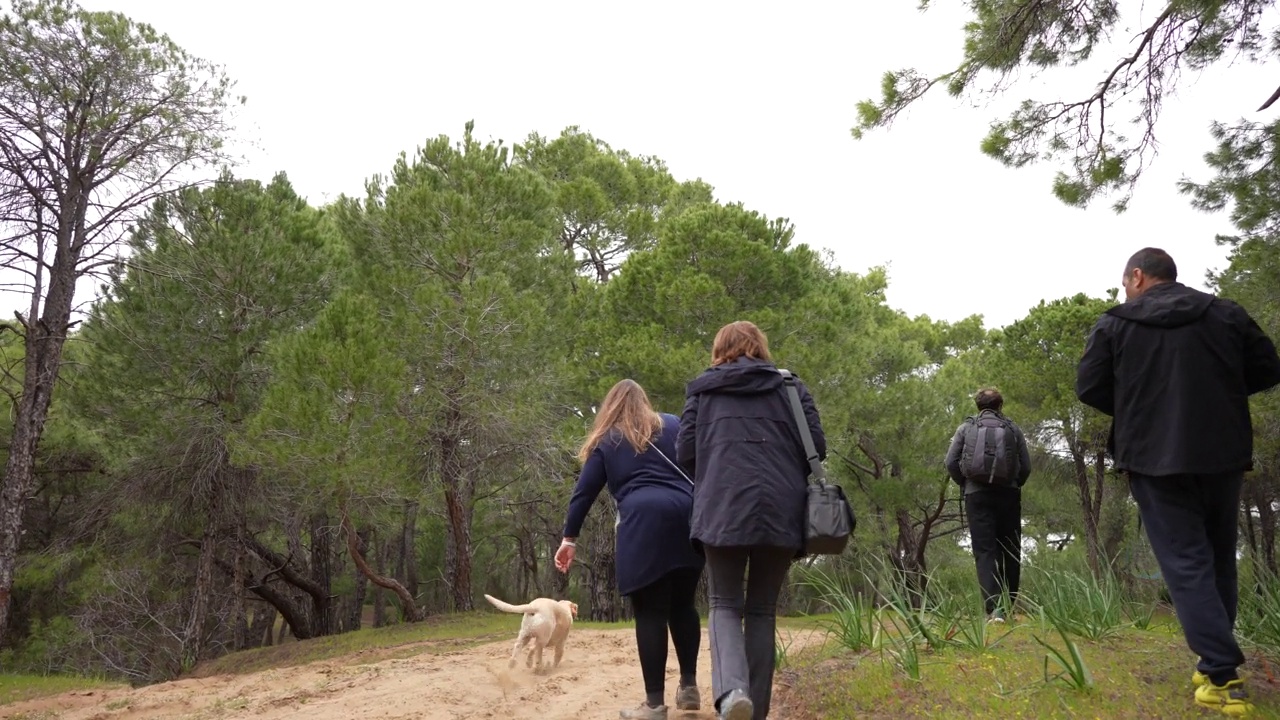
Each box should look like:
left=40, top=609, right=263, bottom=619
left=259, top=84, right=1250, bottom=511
left=959, top=412, right=1019, bottom=484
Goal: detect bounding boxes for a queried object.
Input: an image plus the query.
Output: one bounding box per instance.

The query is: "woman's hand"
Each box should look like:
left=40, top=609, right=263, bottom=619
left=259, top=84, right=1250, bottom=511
left=554, top=539, right=576, bottom=573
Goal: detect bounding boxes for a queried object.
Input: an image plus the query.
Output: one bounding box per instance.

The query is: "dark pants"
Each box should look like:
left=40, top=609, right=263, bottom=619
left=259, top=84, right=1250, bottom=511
left=629, top=566, right=703, bottom=698
left=965, top=487, right=1021, bottom=615
left=704, top=545, right=794, bottom=720
left=1129, top=471, right=1246, bottom=685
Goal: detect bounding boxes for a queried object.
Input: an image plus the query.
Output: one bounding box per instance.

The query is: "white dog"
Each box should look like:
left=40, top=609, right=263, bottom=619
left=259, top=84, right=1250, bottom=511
left=484, top=593, right=579, bottom=672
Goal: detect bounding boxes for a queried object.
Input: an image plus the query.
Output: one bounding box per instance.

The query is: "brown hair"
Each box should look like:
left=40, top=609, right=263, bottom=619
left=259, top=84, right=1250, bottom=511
left=711, top=321, right=772, bottom=366
left=578, top=379, right=663, bottom=463
left=975, top=388, right=1004, bottom=412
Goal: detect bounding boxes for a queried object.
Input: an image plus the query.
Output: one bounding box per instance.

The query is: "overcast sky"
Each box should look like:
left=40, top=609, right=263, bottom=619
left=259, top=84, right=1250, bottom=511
left=68, top=1, right=1279, bottom=329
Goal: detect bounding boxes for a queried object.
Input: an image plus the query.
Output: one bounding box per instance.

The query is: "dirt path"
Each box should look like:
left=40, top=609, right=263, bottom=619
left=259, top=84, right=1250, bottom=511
left=1, top=627, right=826, bottom=720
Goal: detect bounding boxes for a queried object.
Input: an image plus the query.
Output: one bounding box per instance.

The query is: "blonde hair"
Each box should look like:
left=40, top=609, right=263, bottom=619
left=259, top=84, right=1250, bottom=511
left=578, top=379, right=663, bottom=463
left=711, top=320, right=772, bottom=366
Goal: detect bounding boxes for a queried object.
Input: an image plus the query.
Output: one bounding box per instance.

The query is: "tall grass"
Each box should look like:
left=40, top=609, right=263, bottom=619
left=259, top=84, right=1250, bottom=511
left=933, top=588, right=1012, bottom=651
left=1033, top=615, right=1094, bottom=691
left=1236, top=564, right=1280, bottom=658
left=1021, top=559, right=1127, bottom=641
left=800, top=567, right=879, bottom=652
left=797, top=552, right=1174, bottom=685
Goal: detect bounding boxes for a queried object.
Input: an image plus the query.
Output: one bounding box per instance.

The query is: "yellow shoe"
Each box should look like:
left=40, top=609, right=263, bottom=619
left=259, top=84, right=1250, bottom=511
left=1194, top=679, right=1253, bottom=717
left=1193, top=670, right=1209, bottom=687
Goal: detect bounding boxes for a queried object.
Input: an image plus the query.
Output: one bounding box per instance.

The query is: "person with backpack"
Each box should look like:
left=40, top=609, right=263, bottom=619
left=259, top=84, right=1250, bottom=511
left=943, top=388, right=1032, bottom=622
left=1076, top=248, right=1280, bottom=717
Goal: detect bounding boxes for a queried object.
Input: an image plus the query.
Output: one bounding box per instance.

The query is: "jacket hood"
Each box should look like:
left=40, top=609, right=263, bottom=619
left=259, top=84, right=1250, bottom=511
left=1105, top=282, right=1214, bottom=328
left=686, top=357, right=784, bottom=396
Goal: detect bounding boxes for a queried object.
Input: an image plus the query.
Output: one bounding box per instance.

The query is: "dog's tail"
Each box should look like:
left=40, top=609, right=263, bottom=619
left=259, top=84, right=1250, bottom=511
left=484, top=594, right=537, bottom=615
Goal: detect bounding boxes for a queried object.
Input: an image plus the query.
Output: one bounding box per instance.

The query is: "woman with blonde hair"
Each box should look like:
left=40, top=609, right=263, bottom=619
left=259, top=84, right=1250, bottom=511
left=556, top=379, right=705, bottom=720
left=678, top=321, right=825, bottom=720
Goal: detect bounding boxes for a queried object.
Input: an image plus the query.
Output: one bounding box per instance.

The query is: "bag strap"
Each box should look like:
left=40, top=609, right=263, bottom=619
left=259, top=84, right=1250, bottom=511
left=648, top=440, right=694, bottom=487
left=779, top=369, right=826, bottom=484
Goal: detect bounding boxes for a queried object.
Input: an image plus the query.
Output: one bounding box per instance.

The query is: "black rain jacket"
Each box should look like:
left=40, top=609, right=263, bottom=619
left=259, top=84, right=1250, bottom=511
left=1076, top=282, right=1280, bottom=476
left=678, top=357, right=825, bottom=550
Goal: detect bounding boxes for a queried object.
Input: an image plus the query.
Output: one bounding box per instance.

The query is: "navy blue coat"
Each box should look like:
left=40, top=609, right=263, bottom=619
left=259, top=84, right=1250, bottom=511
left=562, top=413, right=704, bottom=596
left=678, top=358, right=826, bottom=551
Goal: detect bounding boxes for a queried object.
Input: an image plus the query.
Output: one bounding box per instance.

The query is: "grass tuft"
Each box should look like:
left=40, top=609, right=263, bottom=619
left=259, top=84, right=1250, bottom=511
left=0, top=673, right=120, bottom=706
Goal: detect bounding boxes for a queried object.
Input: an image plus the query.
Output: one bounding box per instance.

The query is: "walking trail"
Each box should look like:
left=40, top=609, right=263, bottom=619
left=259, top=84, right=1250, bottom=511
left=1, top=627, right=826, bottom=720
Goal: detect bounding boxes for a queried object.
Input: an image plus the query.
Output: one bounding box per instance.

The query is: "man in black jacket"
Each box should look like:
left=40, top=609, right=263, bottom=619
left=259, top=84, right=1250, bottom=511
left=1076, top=247, right=1280, bottom=717
left=944, top=388, right=1032, bottom=622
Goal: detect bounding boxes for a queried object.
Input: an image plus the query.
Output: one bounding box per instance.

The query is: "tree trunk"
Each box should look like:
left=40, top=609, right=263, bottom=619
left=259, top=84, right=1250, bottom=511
left=515, top=534, right=529, bottom=600
left=551, top=534, right=570, bottom=599
left=340, top=510, right=421, bottom=621
left=437, top=379, right=476, bottom=612
left=438, top=401, right=474, bottom=613
left=310, top=512, right=334, bottom=637
left=1252, top=477, right=1278, bottom=576
left=776, top=574, right=794, bottom=616
left=585, top=508, right=620, bottom=621
left=893, top=509, right=929, bottom=609
left=239, top=536, right=328, bottom=639
left=233, top=525, right=247, bottom=651
left=1243, top=490, right=1265, bottom=588
left=888, top=478, right=954, bottom=609
left=213, top=556, right=313, bottom=641
left=1071, top=449, right=1103, bottom=575
left=0, top=248, right=77, bottom=643
left=248, top=605, right=276, bottom=649
left=184, top=526, right=218, bottom=668
left=347, top=527, right=371, bottom=632
left=400, top=500, right=419, bottom=606
left=523, top=532, right=539, bottom=599
left=443, top=484, right=474, bottom=612
left=373, top=538, right=389, bottom=627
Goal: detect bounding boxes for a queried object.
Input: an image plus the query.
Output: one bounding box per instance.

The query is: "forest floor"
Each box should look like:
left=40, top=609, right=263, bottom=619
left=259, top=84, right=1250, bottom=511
left=5, top=611, right=1280, bottom=719
left=0, top=616, right=825, bottom=720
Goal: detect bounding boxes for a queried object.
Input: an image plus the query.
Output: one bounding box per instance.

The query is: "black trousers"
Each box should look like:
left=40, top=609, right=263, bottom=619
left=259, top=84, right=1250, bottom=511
left=1129, top=471, right=1246, bottom=685
left=629, top=566, right=702, bottom=696
left=965, top=487, right=1021, bottom=615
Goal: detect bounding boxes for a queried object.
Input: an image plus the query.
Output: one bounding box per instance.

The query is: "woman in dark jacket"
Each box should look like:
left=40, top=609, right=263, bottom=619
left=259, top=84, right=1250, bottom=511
left=556, top=379, right=706, bottom=720
left=677, top=321, right=825, bottom=720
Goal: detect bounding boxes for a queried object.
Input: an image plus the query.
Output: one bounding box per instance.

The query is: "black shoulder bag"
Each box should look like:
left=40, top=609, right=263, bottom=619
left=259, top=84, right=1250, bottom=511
left=780, top=369, right=856, bottom=555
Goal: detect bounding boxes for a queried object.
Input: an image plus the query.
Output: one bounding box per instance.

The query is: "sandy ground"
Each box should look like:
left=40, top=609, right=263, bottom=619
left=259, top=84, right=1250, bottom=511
left=1, top=627, right=825, bottom=720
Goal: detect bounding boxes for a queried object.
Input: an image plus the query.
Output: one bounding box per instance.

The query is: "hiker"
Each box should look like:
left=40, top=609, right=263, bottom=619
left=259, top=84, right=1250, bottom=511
left=943, top=387, right=1032, bottom=622
left=556, top=379, right=705, bottom=720
left=677, top=320, right=826, bottom=720
left=1076, top=247, right=1280, bottom=717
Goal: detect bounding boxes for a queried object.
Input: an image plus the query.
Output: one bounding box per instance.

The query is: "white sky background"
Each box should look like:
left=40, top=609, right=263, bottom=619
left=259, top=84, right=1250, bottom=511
left=58, top=0, right=1280, bottom=329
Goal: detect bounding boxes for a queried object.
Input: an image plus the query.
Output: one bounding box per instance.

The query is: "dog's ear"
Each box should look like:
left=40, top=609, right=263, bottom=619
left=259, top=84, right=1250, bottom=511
left=570, top=601, right=579, bottom=617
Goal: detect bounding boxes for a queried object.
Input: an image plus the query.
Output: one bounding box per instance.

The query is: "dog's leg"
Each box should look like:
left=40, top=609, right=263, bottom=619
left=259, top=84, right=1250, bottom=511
left=553, top=639, right=565, bottom=668
left=510, top=630, right=527, bottom=669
